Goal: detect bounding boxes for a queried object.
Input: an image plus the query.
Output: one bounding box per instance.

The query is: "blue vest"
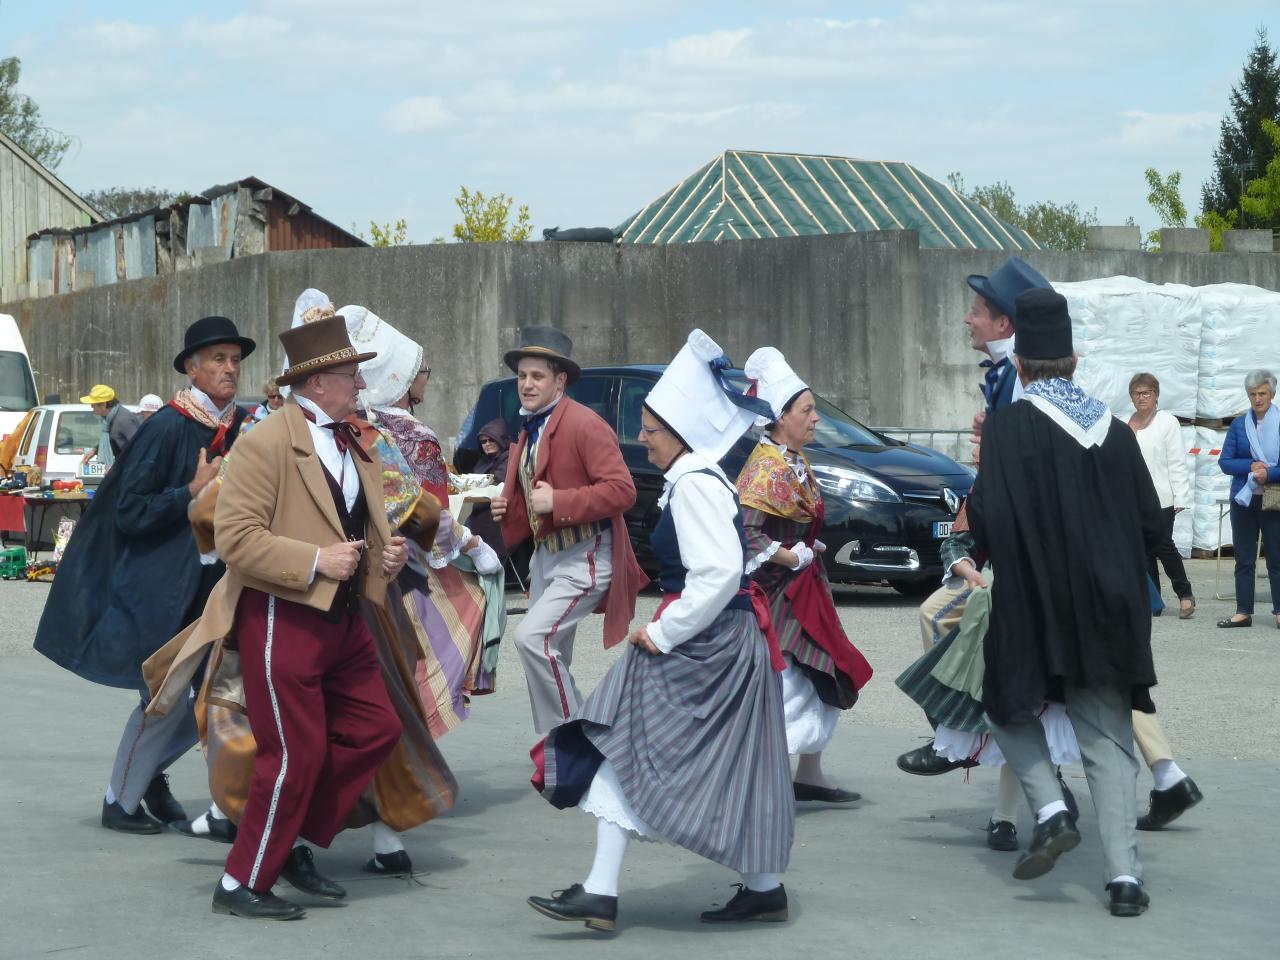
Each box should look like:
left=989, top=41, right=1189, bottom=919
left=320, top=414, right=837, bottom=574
left=650, top=467, right=752, bottom=611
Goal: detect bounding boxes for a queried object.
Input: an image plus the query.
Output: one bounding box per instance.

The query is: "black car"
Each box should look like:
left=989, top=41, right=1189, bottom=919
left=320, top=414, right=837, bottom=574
left=453, top=365, right=972, bottom=594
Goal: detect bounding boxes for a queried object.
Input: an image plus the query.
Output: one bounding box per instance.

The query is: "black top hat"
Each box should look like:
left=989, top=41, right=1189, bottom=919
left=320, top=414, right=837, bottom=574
left=503, top=325, right=581, bottom=383
left=1013, top=288, right=1074, bottom=360
left=173, top=316, right=257, bottom=373
left=966, top=257, right=1051, bottom=325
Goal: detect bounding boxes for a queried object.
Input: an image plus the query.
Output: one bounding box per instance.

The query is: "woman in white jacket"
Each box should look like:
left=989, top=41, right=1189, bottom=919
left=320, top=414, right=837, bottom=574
left=1128, top=373, right=1195, bottom=618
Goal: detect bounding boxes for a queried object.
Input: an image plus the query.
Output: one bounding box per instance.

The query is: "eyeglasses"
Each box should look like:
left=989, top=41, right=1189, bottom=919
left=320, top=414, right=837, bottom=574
left=419, top=367, right=432, bottom=382
left=1130, top=390, right=1155, bottom=399
left=638, top=424, right=668, bottom=438
left=265, top=394, right=281, bottom=401
left=323, top=370, right=360, bottom=383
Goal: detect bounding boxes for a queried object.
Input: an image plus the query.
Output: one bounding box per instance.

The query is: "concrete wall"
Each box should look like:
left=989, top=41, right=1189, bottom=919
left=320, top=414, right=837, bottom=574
left=4, top=232, right=1280, bottom=449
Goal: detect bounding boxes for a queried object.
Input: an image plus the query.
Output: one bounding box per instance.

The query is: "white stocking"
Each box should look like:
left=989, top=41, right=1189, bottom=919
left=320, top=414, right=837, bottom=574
left=582, top=818, right=630, bottom=897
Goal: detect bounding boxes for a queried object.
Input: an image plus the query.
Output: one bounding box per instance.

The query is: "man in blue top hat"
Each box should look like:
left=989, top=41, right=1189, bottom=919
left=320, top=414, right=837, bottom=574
left=35, top=315, right=254, bottom=836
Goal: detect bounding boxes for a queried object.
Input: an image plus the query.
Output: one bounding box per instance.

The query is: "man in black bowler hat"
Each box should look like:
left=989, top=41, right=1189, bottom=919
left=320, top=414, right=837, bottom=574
left=964, top=288, right=1161, bottom=918
left=35, top=316, right=255, bottom=836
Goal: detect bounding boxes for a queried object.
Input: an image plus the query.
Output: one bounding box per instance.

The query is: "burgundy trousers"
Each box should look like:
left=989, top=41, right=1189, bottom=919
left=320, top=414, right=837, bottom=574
left=224, top=589, right=401, bottom=891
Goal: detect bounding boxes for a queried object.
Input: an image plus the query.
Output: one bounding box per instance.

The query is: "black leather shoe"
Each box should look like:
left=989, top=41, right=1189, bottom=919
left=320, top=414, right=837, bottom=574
left=527, top=883, right=618, bottom=931
left=793, top=782, right=861, bottom=803
left=1012, top=811, right=1080, bottom=880
left=212, top=882, right=306, bottom=920
left=101, top=799, right=162, bottom=835
left=172, top=810, right=238, bottom=844
left=280, top=845, right=346, bottom=900
left=896, top=742, right=975, bottom=776
left=141, top=773, right=187, bottom=824
left=363, top=850, right=413, bottom=876
left=987, top=819, right=1018, bottom=851
left=700, top=883, right=788, bottom=923
left=1106, top=880, right=1150, bottom=917
left=1059, top=774, right=1080, bottom=822
left=1137, top=777, right=1203, bottom=831
left=1217, top=615, right=1251, bottom=628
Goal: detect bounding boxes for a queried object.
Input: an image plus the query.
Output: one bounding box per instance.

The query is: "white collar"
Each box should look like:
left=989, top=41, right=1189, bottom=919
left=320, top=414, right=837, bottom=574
left=519, top=394, right=563, bottom=418
left=294, top=393, right=334, bottom=426
left=190, top=385, right=235, bottom=420
left=985, top=337, right=1015, bottom=366
left=658, top=451, right=725, bottom=507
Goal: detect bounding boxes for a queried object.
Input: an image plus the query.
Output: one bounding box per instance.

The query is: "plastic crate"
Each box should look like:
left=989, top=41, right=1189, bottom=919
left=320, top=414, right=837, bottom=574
left=0, top=546, right=27, bottom=580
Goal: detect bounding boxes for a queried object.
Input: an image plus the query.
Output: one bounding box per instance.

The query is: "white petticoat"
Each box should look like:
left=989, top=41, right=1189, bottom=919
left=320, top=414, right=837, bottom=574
left=780, top=655, right=839, bottom=755
left=931, top=703, right=1081, bottom=767
left=579, top=759, right=664, bottom=842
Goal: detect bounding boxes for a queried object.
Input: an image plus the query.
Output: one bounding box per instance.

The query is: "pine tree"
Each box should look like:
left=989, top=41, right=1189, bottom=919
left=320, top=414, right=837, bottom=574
left=1202, top=28, right=1280, bottom=225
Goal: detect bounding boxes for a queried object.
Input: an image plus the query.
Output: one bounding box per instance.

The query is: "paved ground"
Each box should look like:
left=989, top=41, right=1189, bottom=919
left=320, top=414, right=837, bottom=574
left=1, top=559, right=1277, bottom=959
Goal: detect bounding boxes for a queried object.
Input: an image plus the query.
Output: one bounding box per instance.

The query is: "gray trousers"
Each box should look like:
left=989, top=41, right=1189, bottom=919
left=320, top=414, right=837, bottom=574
left=988, top=684, right=1141, bottom=884
left=515, top=530, right=613, bottom=734
left=108, top=693, right=198, bottom=813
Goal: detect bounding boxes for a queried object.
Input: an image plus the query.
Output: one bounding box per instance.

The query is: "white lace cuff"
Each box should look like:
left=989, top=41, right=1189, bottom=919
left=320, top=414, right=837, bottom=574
left=744, top=540, right=782, bottom=576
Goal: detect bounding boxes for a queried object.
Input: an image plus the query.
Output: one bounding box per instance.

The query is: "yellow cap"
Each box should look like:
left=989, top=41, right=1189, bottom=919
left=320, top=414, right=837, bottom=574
left=79, top=384, right=116, bottom=405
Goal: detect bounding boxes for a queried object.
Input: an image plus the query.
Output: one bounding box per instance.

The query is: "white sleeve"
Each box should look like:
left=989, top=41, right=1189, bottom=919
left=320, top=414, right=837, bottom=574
left=647, top=473, right=744, bottom=654
left=1164, top=413, right=1191, bottom=509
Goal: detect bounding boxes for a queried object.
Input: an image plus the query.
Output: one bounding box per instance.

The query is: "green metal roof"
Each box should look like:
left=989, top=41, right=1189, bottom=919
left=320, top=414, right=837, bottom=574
left=616, top=149, right=1040, bottom=250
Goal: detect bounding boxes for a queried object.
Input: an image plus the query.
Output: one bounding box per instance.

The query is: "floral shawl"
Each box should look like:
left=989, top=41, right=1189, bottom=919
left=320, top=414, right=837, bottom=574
left=736, top=440, right=819, bottom=522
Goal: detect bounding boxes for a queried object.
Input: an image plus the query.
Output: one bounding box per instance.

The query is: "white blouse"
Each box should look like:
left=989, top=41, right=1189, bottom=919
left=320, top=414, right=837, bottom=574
left=1134, top=409, right=1190, bottom=510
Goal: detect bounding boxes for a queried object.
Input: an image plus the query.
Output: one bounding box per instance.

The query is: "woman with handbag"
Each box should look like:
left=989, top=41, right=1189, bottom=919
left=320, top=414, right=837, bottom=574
left=1217, top=369, right=1280, bottom=628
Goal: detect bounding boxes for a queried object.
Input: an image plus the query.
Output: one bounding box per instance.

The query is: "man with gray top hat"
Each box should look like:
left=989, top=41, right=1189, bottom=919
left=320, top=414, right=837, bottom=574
left=490, top=327, right=646, bottom=733
left=965, top=287, right=1161, bottom=918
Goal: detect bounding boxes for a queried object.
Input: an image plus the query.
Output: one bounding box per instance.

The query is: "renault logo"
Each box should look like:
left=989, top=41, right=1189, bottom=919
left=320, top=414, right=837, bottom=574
left=943, top=488, right=962, bottom=514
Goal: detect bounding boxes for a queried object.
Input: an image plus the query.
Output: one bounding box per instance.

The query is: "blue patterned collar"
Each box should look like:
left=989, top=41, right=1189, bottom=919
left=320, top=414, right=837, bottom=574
left=1024, top=378, right=1107, bottom=430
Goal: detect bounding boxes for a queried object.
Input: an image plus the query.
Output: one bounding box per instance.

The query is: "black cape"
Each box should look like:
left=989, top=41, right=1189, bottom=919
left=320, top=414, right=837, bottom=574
left=967, top=400, right=1162, bottom=725
left=33, top=405, right=245, bottom=692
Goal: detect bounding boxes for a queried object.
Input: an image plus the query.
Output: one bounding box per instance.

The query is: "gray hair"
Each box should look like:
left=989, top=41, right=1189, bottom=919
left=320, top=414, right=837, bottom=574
left=1245, top=369, right=1277, bottom=393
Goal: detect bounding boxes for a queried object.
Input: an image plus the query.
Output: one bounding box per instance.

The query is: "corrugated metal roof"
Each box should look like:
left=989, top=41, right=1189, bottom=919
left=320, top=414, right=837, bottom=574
left=616, top=149, right=1040, bottom=250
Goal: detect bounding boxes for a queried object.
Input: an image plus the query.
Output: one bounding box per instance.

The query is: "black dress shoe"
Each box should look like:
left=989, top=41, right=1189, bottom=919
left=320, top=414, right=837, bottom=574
left=896, top=742, right=975, bottom=776
left=362, top=850, right=413, bottom=876
left=1137, top=777, right=1203, bottom=831
left=141, top=773, right=187, bottom=823
left=212, top=882, right=306, bottom=920
left=527, top=883, right=618, bottom=931
left=1059, top=774, right=1080, bottom=822
left=1012, top=811, right=1081, bottom=880
left=987, top=819, right=1018, bottom=851
left=700, top=883, right=788, bottom=923
left=1216, top=615, right=1251, bottom=628
left=101, top=799, right=162, bottom=835
left=280, top=845, right=347, bottom=900
left=793, top=782, right=861, bottom=803
left=1106, top=880, right=1150, bottom=917
left=173, top=811, right=238, bottom=844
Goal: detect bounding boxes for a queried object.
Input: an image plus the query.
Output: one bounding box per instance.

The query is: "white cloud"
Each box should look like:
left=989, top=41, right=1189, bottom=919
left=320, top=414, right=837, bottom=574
left=1116, top=110, right=1220, bottom=148
left=86, top=20, right=161, bottom=53
left=383, top=96, right=455, bottom=134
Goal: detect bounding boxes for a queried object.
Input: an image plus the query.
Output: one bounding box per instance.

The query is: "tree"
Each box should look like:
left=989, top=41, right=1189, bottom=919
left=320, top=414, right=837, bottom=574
left=81, top=187, right=190, bottom=220
left=1142, top=168, right=1189, bottom=250
left=946, top=173, right=1098, bottom=250
left=451, top=186, right=533, bottom=242
left=360, top=219, right=411, bottom=246
left=1202, top=28, right=1280, bottom=225
left=0, top=57, right=71, bottom=170
left=1240, top=118, right=1280, bottom=225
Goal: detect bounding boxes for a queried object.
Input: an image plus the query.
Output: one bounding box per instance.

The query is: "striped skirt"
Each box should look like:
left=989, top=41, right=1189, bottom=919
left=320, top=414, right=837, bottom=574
left=540, top=608, right=794, bottom=874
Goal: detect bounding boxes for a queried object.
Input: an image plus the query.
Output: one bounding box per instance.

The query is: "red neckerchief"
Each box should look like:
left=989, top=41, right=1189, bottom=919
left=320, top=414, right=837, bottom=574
left=165, top=397, right=234, bottom=456
left=298, top=406, right=373, bottom=463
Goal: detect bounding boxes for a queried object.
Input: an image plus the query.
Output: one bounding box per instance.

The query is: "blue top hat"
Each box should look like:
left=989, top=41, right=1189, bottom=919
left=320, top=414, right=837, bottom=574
left=966, top=257, right=1051, bottom=325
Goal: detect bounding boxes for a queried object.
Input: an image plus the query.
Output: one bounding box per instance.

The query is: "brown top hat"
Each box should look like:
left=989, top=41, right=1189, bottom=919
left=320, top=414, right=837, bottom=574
left=503, top=325, right=581, bottom=384
left=277, top=314, right=376, bottom=386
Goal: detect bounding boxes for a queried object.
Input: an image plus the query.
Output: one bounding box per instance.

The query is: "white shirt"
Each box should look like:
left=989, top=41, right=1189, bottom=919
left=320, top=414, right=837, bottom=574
left=1133, top=409, right=1191, bottom=509
left=294, top=394, right=359, bottom=512
left=983, top=337, right=1026, bottom=403
left=646, top=452, right=745, bottom=654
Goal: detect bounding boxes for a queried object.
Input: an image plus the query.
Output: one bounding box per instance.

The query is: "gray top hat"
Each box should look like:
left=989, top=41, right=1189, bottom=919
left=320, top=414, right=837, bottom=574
left=503, top=326, right=581, bottom=383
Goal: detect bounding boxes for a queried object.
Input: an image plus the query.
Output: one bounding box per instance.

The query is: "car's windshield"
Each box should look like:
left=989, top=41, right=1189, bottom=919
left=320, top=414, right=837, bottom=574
left=0, top=351, right=38, bottom=412
left=721, top=373, right=883, bottom=448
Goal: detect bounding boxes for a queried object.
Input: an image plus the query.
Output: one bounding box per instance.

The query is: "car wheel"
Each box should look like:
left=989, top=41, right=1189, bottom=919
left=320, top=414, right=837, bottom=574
left=891, top=577, right=937, bottom=598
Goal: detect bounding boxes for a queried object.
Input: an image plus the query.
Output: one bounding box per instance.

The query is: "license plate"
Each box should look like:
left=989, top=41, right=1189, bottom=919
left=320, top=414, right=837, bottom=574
left=932, top=521, right=953, bottom=538
left=80, top=461, right=107, bottom=479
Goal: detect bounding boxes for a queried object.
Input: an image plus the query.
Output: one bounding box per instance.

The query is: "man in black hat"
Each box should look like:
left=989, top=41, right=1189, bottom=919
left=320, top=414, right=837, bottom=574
left=965, top=288, right=1162, bottom=918
left=35, top=316, right=254, bottom=835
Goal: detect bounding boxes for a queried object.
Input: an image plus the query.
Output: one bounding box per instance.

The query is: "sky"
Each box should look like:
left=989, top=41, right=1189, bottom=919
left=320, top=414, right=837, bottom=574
left=2, top=1, right=1276, bottom=243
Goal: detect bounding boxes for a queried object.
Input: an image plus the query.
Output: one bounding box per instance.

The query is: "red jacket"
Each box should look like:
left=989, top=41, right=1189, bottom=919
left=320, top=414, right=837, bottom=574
left=502, top=397, right=647, bottom=647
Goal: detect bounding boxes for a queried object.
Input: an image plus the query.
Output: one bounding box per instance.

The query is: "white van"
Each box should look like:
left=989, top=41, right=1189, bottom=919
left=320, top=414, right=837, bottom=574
left=1, top=314, right=40, bottom=443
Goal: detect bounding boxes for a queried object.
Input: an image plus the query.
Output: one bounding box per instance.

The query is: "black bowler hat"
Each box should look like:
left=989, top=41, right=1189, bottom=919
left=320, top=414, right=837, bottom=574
left=1013, top=289, right=1074, bottom=360
left=966, top=257, right=1051, bottom=324
left=173, top=316, right=257, bottom=373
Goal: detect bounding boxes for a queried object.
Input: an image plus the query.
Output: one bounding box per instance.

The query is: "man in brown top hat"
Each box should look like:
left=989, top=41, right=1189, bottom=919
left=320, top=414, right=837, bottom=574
left=490, top=326, right=645, bottom=733
left=174, top=314, right=407, bottom=920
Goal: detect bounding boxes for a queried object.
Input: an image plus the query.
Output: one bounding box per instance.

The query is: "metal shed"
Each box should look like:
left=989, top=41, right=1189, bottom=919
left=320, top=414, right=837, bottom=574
left=617, top=149, right=1040, bottom=250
